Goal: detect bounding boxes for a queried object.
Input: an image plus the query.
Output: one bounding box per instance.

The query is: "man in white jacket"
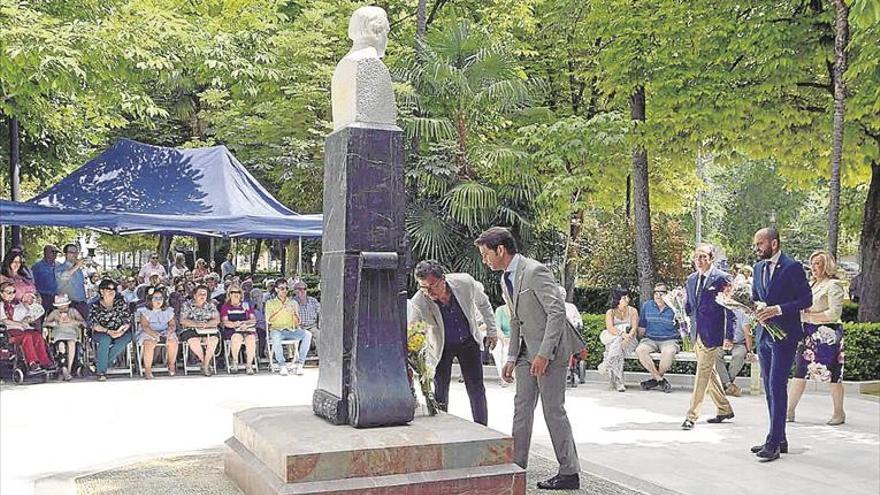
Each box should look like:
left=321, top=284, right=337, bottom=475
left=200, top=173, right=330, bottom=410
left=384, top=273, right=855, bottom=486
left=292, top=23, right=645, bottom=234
left=409, top=260, right=497, bottom=425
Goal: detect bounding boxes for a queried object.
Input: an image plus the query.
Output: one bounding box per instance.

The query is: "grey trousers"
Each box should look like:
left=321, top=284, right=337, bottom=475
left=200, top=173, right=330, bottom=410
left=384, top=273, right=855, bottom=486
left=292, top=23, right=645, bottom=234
left=512, top=357, right=579, bottom=475
left=714, top=343, right=748, bottom=386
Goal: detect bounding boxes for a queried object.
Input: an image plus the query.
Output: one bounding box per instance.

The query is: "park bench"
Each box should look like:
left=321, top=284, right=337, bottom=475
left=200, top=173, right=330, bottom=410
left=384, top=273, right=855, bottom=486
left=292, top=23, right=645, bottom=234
left=624, top=351, right=762, bottom=394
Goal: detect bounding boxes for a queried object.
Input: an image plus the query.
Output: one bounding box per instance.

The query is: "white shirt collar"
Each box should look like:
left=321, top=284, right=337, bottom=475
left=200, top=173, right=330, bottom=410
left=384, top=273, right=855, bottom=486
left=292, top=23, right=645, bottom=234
left=768, top=250, right=782, bottom=266
left=505, top=253, right=523, bottom=276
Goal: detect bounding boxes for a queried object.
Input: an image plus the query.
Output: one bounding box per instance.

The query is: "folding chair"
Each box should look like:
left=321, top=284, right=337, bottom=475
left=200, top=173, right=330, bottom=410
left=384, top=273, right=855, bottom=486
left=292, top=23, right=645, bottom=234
left=223, top=333, right=260, bottom=374
left=266, top=335, right=300, bottom=372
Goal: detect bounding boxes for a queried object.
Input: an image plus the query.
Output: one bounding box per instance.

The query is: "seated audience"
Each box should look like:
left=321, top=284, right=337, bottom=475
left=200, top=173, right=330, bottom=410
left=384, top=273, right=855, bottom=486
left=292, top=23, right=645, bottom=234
left=220, top=284, right=258, bottom=374
left=292, top=279, right=320, bottom=351
left=178, top=284, right=220, bottom=376
left=598, top=288, right=639, bottom=392
left=44, top=294, right=85, bottom=381
left=171, top=253, right=189, bottom=278
left=715, top=307, right=752, bottom=397
left=634, top=283, right=680, bottom=393
left=90, top=279, right=132, bottom=381
left=265, top=281, right=312, bottom=376
left=138, top=252, right=167, bottom=283
left=192, top=258, right=210, bottom=281
left=136, top=286, right=178, bottom=379
left=120, top=277, right=140, bottom=305
left=1, top=282, right=54, bottom=371
left=1, top=248, right=37, bottom=303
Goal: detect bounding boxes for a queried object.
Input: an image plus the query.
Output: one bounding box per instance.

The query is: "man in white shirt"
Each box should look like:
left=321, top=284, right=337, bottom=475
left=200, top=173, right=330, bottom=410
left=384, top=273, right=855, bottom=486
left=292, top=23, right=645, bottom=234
left=138, top=253, right=167, bottom=283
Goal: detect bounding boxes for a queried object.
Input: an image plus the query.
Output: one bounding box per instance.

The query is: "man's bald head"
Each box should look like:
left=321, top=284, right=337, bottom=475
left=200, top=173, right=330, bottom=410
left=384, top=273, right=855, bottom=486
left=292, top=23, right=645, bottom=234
left=753, top=226, right=780, bottom=260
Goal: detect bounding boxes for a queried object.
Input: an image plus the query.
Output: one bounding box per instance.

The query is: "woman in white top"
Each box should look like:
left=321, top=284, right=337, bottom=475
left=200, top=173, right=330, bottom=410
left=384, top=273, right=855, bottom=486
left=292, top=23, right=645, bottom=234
left=171, top=253, right=189, bottom=278
left=599, top=288, right=639, bottom=392
left=788, top=250, right=847, bottom=425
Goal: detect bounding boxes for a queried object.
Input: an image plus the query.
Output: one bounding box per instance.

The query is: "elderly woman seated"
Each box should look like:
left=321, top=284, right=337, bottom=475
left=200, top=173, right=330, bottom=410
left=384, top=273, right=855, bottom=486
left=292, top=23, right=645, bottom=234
left=0, top=282, right=54, bottom=372
left=43, top=294, right=85, bottom=381
left=220, top=283, right=258, bottom=374
left=136, top=286, right=178, bottom=379
left=178, top=284, right=220, bottom=376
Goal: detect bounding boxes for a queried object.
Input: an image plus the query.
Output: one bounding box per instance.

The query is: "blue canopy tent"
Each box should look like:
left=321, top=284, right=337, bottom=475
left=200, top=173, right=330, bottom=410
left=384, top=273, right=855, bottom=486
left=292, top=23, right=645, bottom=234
left=0, top=139, right=322, bottom=268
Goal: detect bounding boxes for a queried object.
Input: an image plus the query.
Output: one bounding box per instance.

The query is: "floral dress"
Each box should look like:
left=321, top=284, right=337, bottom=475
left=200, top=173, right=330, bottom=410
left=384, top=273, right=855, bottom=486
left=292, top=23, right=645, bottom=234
left=795, top=278, right=845, bottom=383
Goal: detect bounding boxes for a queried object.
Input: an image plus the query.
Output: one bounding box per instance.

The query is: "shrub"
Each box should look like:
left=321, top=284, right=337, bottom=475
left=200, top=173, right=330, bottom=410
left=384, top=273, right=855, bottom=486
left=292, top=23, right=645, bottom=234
left=842, top=301, right=859, bottom=323
left=843, top=323, right=880, bottom=381
left=572, top=287, right=612, bottom=314
left=579, top=314, right=879, bottom=381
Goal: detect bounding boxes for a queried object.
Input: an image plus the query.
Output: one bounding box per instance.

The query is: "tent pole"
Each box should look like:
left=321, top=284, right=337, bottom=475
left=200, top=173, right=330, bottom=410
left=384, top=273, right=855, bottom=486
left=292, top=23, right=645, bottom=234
left=1, top=225, right=5, bottom=257
left=297, top=237, right=303, bottom=276
left=209, top=237, right=215, bottom=272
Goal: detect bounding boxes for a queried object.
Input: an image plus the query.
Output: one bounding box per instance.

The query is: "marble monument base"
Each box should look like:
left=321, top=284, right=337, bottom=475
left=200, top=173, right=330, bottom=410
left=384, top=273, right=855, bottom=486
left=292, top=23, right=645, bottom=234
left=224, top=406, right=525, bottom=495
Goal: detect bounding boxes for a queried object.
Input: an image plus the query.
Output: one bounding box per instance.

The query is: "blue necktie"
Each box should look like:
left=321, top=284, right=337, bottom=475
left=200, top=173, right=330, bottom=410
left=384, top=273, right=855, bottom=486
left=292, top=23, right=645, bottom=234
left=503, top=271, right=514, bottom=300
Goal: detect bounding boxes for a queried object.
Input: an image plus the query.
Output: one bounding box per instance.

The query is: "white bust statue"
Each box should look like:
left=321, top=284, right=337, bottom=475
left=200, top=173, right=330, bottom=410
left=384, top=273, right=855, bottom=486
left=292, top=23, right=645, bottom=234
left=331, top=6, right=397, bottom=130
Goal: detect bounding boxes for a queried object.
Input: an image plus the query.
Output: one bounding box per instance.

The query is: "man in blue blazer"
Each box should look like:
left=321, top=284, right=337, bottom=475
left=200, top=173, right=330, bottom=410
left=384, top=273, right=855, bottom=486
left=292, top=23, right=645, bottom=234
left=750, top=227, right=812, bottom=461
left=681, top=244, right=735, bottom=430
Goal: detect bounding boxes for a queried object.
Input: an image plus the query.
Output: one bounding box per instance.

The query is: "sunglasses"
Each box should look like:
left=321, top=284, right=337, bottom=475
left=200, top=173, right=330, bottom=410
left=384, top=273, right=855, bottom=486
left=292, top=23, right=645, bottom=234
left=1, top=289, right=15, bottom=295
left=229, top=290, right=242, bottom=294
left=417, top=278, right=444, bottom=292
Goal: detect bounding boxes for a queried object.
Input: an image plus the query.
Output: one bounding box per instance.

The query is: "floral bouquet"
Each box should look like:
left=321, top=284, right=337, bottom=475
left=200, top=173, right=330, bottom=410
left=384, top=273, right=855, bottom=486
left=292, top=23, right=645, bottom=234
left=407, top=320, right=439, bottom=416
left=661, top=288, right=692, bottom=351
left=715, top=282, right=786, bottom=341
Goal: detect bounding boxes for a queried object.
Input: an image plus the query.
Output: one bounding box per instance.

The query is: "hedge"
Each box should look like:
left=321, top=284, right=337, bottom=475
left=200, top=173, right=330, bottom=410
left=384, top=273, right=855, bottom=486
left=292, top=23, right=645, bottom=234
left=579, top=313, right=880, bottom=381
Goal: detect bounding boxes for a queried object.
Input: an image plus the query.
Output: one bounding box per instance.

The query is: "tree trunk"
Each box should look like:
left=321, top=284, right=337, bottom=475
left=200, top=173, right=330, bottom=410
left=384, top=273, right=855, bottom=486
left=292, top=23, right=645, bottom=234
left=7, top=115, right=22, bottom=248
left=416, top=0, right=427, bottom=45
left=563, top=210, right=585, bottom=302
left=251, top=238, right=262, bottom=275
left=857, top=158, right=879, bottom=322
left=828, top=0, right=849, bottom=259
left=625, top=174, right=631, bottom=220
left=630, top=86, right=655, bottom=304
left=157, top=235, right=173, bottom=266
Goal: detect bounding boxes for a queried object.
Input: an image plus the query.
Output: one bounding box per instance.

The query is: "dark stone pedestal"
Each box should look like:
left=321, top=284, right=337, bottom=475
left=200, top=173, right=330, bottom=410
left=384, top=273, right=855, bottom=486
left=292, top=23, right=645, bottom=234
left=312, top=123, right=413, bottom=428
left=225, top=406, right=526, bottom=495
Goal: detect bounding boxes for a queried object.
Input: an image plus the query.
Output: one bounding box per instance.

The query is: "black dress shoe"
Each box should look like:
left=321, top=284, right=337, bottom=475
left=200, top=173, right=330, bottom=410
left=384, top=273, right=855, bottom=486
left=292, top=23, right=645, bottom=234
left=756, top=446, right=780, bottom=461
left=681, top=419, right=695, bottom=430
left=707, top=412, right=735, bottom=424
left=751, top=440, right=788, bottom=454
left=537, top=473, right=580, bottom=490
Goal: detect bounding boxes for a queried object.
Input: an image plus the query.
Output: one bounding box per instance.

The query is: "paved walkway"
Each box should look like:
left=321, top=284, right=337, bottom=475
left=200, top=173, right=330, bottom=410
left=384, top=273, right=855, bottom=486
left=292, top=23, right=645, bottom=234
left=1, top=370, right=877, bottom=495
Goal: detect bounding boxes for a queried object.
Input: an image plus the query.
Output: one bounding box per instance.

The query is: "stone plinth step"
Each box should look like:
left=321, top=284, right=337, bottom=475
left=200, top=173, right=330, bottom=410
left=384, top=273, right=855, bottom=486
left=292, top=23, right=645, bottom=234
left=225, top=405, right=525, bottom=495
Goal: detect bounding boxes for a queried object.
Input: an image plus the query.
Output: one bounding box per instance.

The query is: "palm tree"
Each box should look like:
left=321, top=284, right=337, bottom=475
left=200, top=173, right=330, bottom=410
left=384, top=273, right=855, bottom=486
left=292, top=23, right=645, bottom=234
left=394, top=21, right=541, bottom=293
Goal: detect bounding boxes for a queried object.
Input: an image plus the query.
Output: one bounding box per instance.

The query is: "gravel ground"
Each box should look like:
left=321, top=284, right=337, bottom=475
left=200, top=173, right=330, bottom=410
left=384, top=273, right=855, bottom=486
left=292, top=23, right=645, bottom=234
left=75, top=451, right=647, bottom=495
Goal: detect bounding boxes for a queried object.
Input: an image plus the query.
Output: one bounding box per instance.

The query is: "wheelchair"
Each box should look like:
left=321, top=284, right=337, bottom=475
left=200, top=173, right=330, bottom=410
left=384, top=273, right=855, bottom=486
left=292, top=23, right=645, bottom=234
left=0, top=324, right=49, bottom=384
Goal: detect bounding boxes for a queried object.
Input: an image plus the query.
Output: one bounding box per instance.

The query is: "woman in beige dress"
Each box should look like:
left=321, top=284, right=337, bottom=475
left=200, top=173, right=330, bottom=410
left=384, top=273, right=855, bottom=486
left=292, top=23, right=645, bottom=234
left=787, top=250, right=846, bottom=425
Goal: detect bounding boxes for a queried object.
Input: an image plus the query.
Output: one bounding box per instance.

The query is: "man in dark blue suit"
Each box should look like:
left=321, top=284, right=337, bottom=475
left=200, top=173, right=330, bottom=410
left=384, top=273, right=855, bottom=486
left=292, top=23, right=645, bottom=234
left=681, top=244, right=735, bottom=430
left=750, top=227, right=812, bottom=461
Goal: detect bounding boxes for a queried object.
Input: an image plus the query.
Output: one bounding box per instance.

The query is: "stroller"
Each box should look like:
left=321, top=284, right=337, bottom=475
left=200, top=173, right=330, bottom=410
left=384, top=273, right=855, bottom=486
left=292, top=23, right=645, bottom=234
left=0, top=324, right=49, bottom=384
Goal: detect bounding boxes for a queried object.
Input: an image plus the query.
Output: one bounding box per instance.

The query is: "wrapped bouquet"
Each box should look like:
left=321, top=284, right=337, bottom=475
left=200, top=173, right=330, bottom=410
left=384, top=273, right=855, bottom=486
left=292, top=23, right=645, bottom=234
left=661, top=288, right=692, bottom=351
left=715, top=283, right=786, bottom=341
left=407, top=320, right=439, bottom=415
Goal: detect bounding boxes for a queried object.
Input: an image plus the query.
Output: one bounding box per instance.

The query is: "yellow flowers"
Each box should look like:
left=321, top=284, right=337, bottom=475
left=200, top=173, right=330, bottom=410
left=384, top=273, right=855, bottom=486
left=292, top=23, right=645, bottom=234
left=407, top=320, right=438, bottom=415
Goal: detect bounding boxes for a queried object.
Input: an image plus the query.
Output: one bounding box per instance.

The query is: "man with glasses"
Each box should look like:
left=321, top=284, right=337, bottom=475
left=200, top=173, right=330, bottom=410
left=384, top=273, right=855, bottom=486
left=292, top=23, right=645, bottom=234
left=138, top=252, right=167, bottom=284
left=55, top=243, right=89, bottom=320
left=32, top=244, right=60, bottom=316
left=291, top=280, right=320, bottom=353
left=634, top=283, right=680, bottom=393
left=264, top=281, right=312, bottom=376
left=409, top=260, right=497, bottom=426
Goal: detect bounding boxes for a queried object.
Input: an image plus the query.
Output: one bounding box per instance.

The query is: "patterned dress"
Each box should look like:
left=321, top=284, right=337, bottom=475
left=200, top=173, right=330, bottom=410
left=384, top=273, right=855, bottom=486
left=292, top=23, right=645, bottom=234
left=795, top=278, right=845, bottom=383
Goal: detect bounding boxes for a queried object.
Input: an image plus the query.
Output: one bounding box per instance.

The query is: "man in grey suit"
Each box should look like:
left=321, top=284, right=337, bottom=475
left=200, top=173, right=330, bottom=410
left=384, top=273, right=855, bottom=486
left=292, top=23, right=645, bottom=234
left=475, top=227, right=580, bottom=491
left=409, top=260, right=497, bottom=425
